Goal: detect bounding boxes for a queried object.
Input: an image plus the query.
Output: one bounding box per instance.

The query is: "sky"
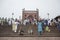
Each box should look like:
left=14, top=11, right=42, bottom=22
left=0, top=0, right=60, bottom=20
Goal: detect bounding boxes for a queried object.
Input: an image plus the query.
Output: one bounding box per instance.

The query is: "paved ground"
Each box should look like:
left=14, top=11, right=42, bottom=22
left=0, top=37, right=60, bottom=40
left=0, top=24, right=60, bottom=37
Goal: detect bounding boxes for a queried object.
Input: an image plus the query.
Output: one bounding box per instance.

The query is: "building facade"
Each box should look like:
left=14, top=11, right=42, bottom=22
left=22, top=8, right=39, bottom=21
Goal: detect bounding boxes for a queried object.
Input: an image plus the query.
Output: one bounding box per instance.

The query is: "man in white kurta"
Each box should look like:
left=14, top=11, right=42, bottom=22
left=12, top=21, right=19, bottom=32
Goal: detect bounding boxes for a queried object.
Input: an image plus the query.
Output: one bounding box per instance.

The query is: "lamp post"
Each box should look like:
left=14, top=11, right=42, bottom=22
left=47, top=13, right=49, bottom=20
left=19, top=16, right=21, bottom=20
left=12, top=13, right=14, bottom=25
left=12, top=13, right=14, bottom=19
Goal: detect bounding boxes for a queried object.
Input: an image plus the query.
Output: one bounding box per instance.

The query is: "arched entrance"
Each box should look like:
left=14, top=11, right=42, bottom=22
left=28, top=15, right=34, bottom=23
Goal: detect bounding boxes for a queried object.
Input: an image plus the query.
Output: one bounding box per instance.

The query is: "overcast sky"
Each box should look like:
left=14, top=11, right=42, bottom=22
left=0, top=0, right=60, bottom=19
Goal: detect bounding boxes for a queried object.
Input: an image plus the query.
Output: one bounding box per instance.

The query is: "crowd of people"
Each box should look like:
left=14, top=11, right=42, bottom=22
left=0, top=17, right=60, bottom=36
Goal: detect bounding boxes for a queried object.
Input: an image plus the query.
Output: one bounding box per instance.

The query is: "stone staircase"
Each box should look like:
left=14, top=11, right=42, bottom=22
left=0, top=24, right=60, bottom=37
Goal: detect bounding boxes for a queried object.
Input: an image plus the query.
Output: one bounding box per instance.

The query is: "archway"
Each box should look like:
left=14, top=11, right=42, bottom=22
left=28, top=15, right=34, bottom=23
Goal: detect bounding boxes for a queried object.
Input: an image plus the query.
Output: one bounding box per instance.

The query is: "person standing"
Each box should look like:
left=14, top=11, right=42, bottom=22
left=45, top=19, right=50, bottom=32
left=57, top=21, right=60, bottom=32
left=12, top=20, right=15, bottom=32
left=12, top=20, right=19, bottom=32
left=0, top=19, right=1, bottom=26
left=37, top=20, right=43, bottom=35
